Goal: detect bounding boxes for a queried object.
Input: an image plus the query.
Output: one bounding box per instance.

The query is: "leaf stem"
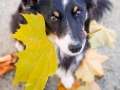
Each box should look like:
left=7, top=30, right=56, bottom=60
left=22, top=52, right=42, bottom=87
left=87, top=28, right=102, bottom=36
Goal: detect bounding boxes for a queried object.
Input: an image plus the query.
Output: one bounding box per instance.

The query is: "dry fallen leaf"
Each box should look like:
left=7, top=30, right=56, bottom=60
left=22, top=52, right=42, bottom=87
left=87, top=29, right=101, bottom=36
left=0, top=54, right=13, bottom=62
left=58, top=79, right=80, bottom=90
left=76, top=82, right=101, bottom=90
left=75, top=48, right=109, bottom=83
left=0, top=54, right=17, bottom=77
left=89, top=20, right=117, bottom=49
left=0, top=65, right=15, bottom=77
left=90, top=82, right=101, bottom=90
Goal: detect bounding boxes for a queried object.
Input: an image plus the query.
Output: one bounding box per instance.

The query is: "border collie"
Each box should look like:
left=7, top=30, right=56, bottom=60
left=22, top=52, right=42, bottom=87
left=10, top=0, right=111, bottom=88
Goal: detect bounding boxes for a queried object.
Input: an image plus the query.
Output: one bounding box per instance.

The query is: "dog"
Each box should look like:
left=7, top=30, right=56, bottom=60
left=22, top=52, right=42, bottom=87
left=10, top=0, right=112, bottom=88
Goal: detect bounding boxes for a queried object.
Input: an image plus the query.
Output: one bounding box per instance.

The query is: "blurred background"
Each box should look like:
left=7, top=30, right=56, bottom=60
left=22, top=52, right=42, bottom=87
left=0, top=0, right=120, bottom=90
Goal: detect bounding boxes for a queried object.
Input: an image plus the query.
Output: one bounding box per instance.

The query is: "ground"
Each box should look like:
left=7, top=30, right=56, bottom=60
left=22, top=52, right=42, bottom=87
left=0, top=0, right=120, bottom=90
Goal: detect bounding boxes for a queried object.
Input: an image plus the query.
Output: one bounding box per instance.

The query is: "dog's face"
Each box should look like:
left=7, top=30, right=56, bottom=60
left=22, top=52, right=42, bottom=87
left=31, top=0, right=95, bottom=56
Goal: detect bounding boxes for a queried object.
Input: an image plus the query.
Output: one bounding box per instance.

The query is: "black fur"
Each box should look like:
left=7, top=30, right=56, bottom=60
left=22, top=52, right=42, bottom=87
left=10, top=4, right=27, bottom=33
left=89, top=0, right=112, bottom=21
left=57, top=41, right=90, bottom=71
left=10, top=0, right=112, bottom=71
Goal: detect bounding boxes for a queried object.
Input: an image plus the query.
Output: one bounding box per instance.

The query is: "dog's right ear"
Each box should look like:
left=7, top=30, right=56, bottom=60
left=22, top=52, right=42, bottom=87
left=85, top=0, right=97, bottom=10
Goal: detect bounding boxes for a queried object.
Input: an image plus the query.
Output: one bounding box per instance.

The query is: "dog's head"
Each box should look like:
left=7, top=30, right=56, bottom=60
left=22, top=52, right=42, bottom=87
left=22, top=0, right=95, bottom=56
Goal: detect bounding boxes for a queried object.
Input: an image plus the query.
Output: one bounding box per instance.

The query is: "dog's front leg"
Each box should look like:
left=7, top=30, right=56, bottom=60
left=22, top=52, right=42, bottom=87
left=61, top=70, right=74, bottom=89
left=55, top=46, right=75, bottom=88
left=56, top=68, right=74, bottom=89
left=15, top=41, right=25, bottom=51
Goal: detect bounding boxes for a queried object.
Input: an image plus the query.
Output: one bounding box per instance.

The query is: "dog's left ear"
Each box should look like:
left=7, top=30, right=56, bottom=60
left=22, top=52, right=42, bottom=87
left=22, top=0, right=40, bottom=13
left=86, top=0, right=96, bottom=10
left=22, top=0, right=39, bottom=7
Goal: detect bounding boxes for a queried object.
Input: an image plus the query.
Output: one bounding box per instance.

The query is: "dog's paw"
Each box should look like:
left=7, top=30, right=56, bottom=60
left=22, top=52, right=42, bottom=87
left=61, top=75, right=74, bottom=89
left=15, top=41, right=24, bottom=51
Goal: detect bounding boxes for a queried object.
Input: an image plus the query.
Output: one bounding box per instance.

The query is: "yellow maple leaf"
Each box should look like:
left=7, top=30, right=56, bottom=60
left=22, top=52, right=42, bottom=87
left=75, top=49, right=109, bottom=83
left=76, top=82, right=101, bottom=90
left=12, top=14, right=57, bottom=90
left=89, top=20, right=117, bottom=49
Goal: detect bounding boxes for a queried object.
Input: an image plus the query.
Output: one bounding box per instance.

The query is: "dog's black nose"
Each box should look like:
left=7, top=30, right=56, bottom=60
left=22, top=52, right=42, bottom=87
left=68, top=44, right=82, bottom=53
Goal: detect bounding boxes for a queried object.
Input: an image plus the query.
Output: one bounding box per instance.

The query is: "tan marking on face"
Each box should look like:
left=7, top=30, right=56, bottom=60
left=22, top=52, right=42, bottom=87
left=73, top=6, right=78, bottom=13
left=54, top=11, right=59, bottom=17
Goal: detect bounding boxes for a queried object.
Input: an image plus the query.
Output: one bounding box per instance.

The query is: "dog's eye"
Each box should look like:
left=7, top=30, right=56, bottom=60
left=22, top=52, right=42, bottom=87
left=75, top=10, right=81, bottom=16
left=50, top=16, right=58, bottom=21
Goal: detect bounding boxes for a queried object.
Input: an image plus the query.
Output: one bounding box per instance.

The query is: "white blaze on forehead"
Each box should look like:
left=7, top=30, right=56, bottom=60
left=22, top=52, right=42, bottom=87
left=62, top=0, right=69, bottom=8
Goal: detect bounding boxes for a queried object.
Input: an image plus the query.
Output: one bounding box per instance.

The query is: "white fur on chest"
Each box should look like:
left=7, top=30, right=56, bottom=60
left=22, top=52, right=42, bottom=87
left=76, top=53, right=84, bottom=63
